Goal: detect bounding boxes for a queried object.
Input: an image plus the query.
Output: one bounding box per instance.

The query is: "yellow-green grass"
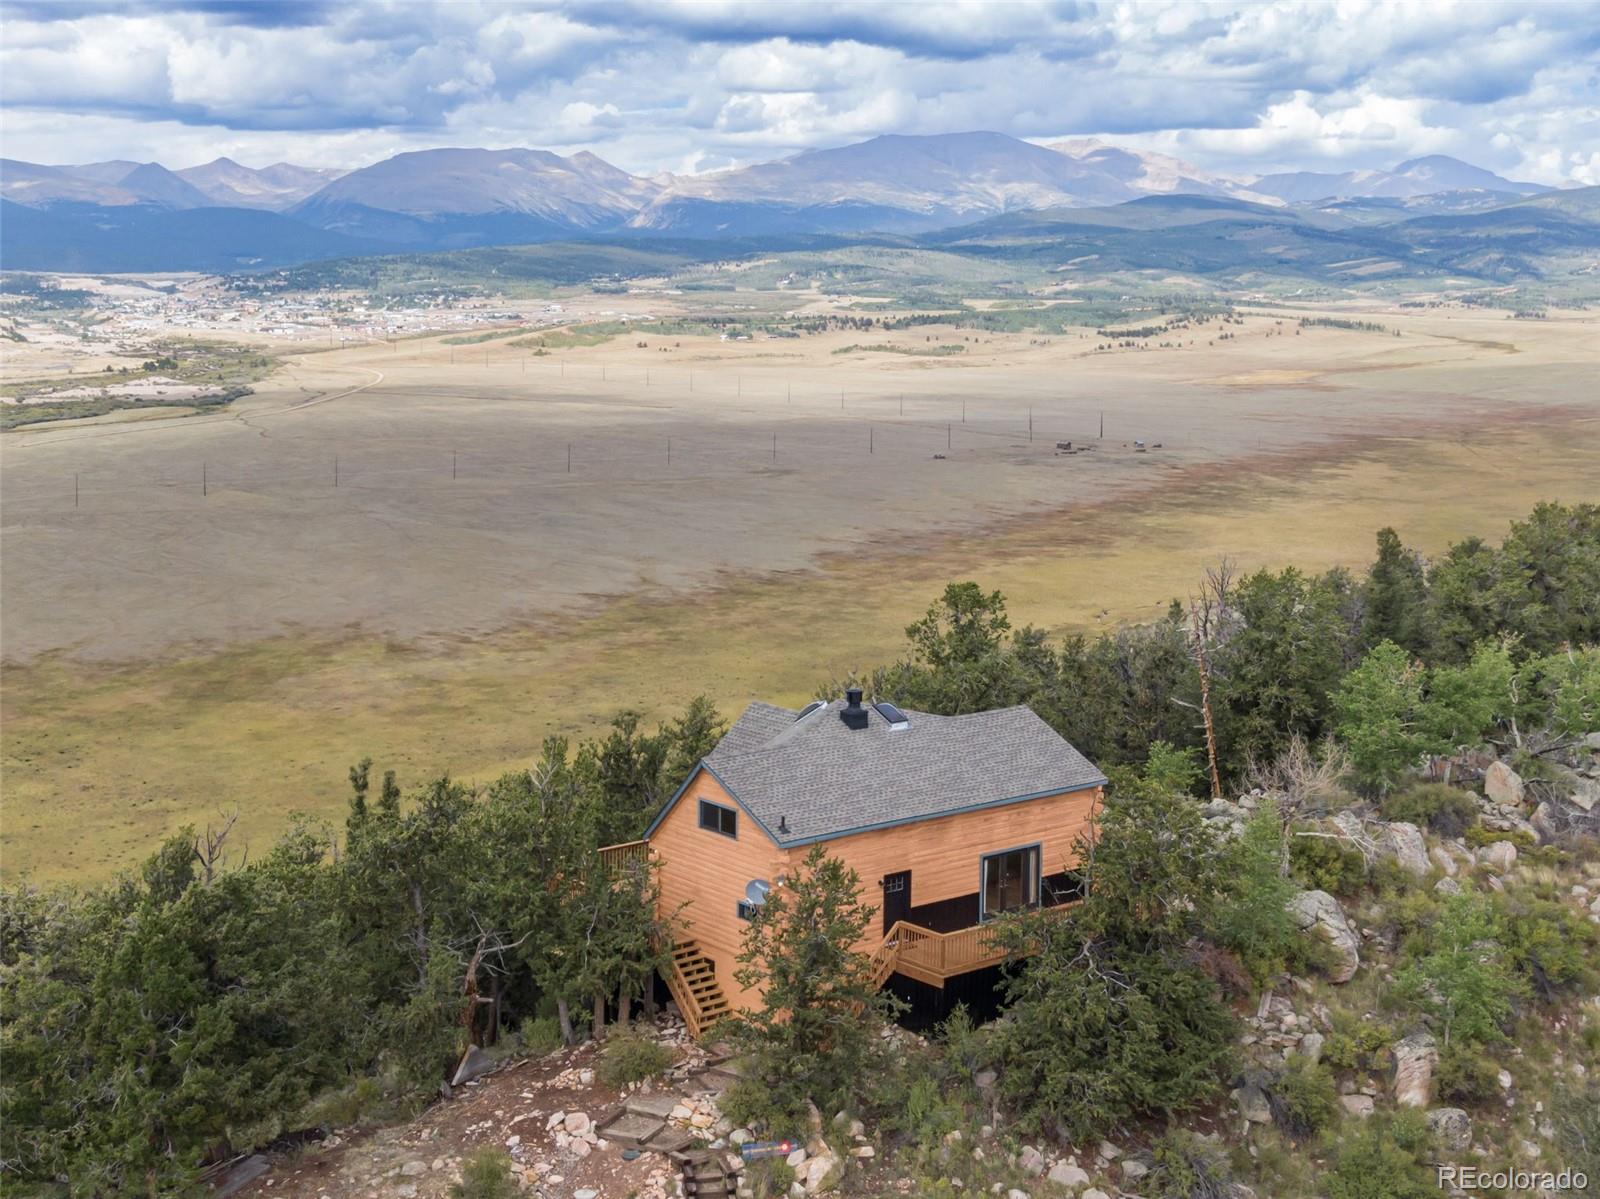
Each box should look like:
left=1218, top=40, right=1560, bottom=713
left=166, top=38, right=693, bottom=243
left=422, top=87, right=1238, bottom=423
left=4, top=416, right=1597, bottom=885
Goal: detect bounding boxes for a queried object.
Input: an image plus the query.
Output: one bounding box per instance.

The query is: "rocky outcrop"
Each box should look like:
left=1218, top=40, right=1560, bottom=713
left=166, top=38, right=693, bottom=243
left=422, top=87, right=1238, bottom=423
left=1483, top=761, right=1524, bottom=806
left=1392, top=1033, right=1438, bottom=1108
left=1479, top=840, right=1518, bottom=874
left=1381, top=822, right=1430, bottom=876
left=1288, top=890, right=1361, bottom=983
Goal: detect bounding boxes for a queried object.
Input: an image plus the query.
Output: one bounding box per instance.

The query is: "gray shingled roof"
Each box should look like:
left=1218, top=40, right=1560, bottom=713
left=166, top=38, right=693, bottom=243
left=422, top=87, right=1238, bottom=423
left=684, top=699, right=1106, bottom=846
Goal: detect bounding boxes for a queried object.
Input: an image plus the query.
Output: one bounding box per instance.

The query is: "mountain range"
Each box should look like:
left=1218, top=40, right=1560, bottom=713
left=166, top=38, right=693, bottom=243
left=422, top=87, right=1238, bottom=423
left=0, top=132, right=1570, bottom=273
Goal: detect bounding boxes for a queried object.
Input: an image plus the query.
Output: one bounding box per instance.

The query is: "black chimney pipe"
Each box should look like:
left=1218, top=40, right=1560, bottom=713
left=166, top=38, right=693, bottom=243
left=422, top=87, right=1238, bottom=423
left=841, top=687, right=868, bottom=730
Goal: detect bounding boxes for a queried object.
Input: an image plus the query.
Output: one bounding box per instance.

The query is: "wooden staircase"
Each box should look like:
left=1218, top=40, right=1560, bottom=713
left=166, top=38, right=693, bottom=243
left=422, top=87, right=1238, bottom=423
left=666, top=939, right=730, bottom=1039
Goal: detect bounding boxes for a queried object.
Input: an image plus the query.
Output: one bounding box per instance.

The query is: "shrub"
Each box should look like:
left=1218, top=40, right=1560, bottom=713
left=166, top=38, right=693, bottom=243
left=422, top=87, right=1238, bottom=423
left=1324, top=1114, right=1435, bottom=1199
left=1380, top=784, right=1478, bottom=838
left=1147, top=1127, right=1234, bottom=1199
left=1321, top=1012, right=1395, bottom=1073
left=1436, top=1043, right=1501, bottom=1104
left=1214, top=803, right=1303, bottom=985
left=596, top=1030, right=674, bottom=1087
left=1551, top=1079, right=1600, bottom=1183
left=449, top=1148, right=519, bottom=1199
left=1463, top=825, right=1535, bottom=852
left=1394, top=892, right=1525, bottom=1047
left=517, top=1014, right=562, bottom=1057
left=1498, top=894, right=1600, bottom=1001
left=1290, top=835, right=1368, bottom=896
left=745, top=1159, right=797, bottom=1199
left=1267, top=1056, right=1339, bottom=1140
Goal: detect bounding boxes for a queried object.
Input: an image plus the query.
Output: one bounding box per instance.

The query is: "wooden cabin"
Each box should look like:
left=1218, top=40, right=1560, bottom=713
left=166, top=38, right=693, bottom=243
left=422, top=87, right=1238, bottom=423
left=601, top=688, right=1106, bottom=1037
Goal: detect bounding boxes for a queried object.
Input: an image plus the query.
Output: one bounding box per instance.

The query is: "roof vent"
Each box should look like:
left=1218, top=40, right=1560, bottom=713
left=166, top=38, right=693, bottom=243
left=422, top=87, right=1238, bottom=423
left=840, top=687, right=869, bottom=730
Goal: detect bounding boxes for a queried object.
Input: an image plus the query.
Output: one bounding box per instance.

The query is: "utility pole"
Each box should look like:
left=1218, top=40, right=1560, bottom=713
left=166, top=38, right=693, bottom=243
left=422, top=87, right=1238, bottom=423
left=334, top=455, right=339, bottom=488
left=1029, top=408, right=1033, bottom=441
left=567, top=444, right=571, bottom=473
left=452, top=451, right=457, bottom=480
left=947, top=423, right=951, bottom=450
left=869, top=426, right=874, bottom=454
left=202, top=462, right=207, bottom=497
left=74, top=473, right=79, bottom=508
left=1099, top=410, right=1104, bottom=439
left=772, top=432, right=776, bottom=461
left=667, top=437, right=672, bottom=465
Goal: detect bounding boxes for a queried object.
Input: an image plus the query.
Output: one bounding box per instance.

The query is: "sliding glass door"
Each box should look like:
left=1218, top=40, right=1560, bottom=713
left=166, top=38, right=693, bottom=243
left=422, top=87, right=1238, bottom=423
left=981, top=844, right=1040, bottom=920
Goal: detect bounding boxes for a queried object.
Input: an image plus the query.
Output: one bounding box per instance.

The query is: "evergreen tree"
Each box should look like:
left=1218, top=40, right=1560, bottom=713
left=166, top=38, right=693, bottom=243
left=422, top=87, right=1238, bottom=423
left=1360, top=527, right=1429, bottom=654
left=729, top=847, right=898, bottom=1125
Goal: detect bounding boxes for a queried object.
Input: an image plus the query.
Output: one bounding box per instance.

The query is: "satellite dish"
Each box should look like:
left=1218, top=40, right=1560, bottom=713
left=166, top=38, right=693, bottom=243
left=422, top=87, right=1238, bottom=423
left=744, top=879, right=772, bottom=906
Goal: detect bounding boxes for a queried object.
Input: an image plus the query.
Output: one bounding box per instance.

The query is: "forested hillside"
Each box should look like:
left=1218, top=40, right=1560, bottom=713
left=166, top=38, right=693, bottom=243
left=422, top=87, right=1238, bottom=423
left=3, top=503, right=1597, bottom=1197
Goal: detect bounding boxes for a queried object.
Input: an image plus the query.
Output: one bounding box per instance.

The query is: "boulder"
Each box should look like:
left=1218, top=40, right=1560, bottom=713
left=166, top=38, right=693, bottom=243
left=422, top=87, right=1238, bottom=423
left=1429, top=845, right=1458, bottom=877
left=1287, top=890, right=1361, bottom=983
left=1047, top=1160, right=1091, bottom=1186
left=1340, top=1094, right=1375, bottom=1118
left=1232, top=1082, right=1272, bottom=1125
left=1480, top=840, right=1518, bottom=874
left=801, top=1150, right=843, bottom=1193
left=1018, top=1145, right=1046, bottom=1176
left=1299, top=1032, right=1325, bottom=1064
left=1427, top=1107, right=1473, bottom=1152
left=450, top=1044, right=493, bottom=1087
left=1121, top=1157, right=1151, bottom=1182
left=1392, top=1033, right=1438, bottom=1108
left=563, top=1112, right=591, bottom=1136
left=1484, top=761, right=1524, bottom=806
left=1381, top=822, right=1430, bottom=876
left=1434, top=877, right=1462, bottom=896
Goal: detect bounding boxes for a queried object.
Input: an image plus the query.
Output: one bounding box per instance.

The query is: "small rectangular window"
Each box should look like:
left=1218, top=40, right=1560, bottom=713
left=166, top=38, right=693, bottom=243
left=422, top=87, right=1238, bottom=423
left=736, top=900, right=757, bottom=921
left=698, top=800, right=737, bottom=838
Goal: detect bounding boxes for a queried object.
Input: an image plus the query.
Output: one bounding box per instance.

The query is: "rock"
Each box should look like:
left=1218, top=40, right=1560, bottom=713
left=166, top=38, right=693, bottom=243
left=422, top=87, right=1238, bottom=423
left=1393, top=1033, right=1439, bottom=1108
left=1484, top=761, right=1524, bottom=806
left=1288, top=890, right=1361, bottom=983
left=787, top=1147, right=808, bottom=1169
left=850, top=1146, right=875, bottom=1158
left=563, top=1111, right=590, bottom=1135
left=801, top=1149, right=843, bottom=1193
left=1434, top=877, right=1462, bottom=896
left=394, top=1186, right=416, bottom=1199
left=1008, top=1191, right=1030, bottom=1199
left=1097, top=1140, right=1120, bottom=1160
left=575, top=1191, right=599, bottom=1199
left=1382, top=822, right=1430, bottom=876
left=1567, top=775, right=1600, bottom=813
left=1233, top=1081, right=1272, bottom=1124
left=1429, top=845, right=1458, bottom=877
left=1299, top=1032, right=1326, bottom=1064
left=399, top=1161, right=427, bottom=1178
left=1480, top=840, right=1518, bottom=873
left=1018, top=1145, right=1046, bottom=1176
left=546, top=1111, right=566, bottom=1130
left=1121, top=1158, right=1151, bottom=1182
left=974, top=1068, right=998, bottom=1092
left=1084, top=1191, right=1113, bottom=1199
left=1048, top=1160, right=1091, bottom=1186
left=1427, top=1107, right=1473, bottom=1152
left=451, top=1044, right=494, bottom=1087
left=730, top=1128, right=753, bottom=1146
left=1530, top=802, right=1559, bottom=843
left=1498, top=1069, right=1514, bottom=1090
left=1340, top=1094, right=1375, bottom=1118
left=569, top=1138, right=591, bottom=1159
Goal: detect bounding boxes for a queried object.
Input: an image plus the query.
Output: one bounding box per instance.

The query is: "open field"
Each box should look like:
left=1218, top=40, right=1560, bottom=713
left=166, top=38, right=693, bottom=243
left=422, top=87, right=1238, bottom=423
left=3, top=302, right=1598, bottom=881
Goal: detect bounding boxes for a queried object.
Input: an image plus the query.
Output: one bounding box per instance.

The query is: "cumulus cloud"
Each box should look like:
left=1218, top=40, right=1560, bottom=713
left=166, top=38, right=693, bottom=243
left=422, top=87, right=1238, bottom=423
left=0, top=0, right=1594, bottom=185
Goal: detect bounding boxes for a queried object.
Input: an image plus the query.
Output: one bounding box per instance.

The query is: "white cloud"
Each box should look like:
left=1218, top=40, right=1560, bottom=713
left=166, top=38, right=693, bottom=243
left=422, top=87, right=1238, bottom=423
left=0, top=0, right=1594, bottom=185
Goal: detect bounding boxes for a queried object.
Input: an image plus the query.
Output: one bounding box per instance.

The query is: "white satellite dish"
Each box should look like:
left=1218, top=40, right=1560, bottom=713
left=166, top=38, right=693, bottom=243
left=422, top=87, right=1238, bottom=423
left=744, top=879, right=772, bottom=906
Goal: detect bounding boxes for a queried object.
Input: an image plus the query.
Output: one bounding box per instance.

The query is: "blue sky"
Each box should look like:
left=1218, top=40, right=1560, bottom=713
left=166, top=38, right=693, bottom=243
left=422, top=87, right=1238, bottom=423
left=1, top=0, right=1596, bottom=184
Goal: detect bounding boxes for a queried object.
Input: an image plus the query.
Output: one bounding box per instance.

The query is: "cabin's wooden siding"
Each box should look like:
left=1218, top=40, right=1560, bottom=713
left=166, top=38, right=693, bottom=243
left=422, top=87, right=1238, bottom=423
left=650, top=768, right=786, bottom=1011
left=820, top=786, right=1101, bottom=954
left=652, top=781, right=1100, bottom=1016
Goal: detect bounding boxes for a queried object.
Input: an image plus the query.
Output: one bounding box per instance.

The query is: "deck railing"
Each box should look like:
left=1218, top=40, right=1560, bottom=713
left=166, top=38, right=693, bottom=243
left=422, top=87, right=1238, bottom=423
left=596, top=839, right=650, bottom=870
left=875, top=903, right=1080, bottom=988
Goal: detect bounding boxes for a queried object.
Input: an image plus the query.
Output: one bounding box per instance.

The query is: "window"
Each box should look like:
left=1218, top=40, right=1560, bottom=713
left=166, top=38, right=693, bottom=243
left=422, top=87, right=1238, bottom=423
left=882, top=874, right=906, bottom=894
left=736, top=900, right=757, bottom=921
left=981, top=844, right=1040, bottom=919
left=698, top=800, right=737, bottom=838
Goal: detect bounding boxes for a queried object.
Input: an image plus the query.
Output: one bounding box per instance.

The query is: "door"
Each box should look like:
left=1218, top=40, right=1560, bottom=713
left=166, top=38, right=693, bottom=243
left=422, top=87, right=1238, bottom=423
left=981, top=845, right=1040, bottom=921
left=881, top=870, right=911, bottom=934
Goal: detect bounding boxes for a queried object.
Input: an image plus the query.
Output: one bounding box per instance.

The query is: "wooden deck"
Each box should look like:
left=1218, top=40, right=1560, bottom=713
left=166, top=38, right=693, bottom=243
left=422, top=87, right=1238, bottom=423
left=874, top=919, right=1008, bottom=987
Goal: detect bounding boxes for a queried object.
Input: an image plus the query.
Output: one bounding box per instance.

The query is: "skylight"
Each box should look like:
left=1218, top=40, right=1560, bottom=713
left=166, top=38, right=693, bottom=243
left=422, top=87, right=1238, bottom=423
left=874, top=702, right=910, bottom=730
left=795, top=700, right=826, bottom=721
